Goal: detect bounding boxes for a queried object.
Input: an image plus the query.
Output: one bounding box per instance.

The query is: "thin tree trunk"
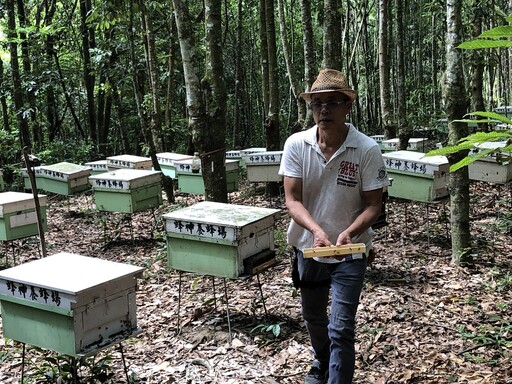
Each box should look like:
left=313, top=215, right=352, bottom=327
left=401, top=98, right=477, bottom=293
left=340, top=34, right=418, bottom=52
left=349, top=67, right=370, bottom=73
left=7, top=0, right=31, bottom=149
left=0, top=58, right=9, bottom=132
left=301, top=0, right=316, bottom=129
left=470, top=2, right=486, bottom=131
left=445, top=0, right=472, bottom=265
left=17, top=0, right=40, bottom=147
left=203, top=0, right=228, bottom=203
left=378, top=0, right=394, bottom=139
left=323, top=0, right=342, bottom=69
left=278, top=0, right=306, bottom=132
left=395, top=0, right=410, bottom=150
left=80, top=0, right=97, bottom=150
left=264, top=0, right=281, bottom=197
left=233, top=0, right=243, bottom=148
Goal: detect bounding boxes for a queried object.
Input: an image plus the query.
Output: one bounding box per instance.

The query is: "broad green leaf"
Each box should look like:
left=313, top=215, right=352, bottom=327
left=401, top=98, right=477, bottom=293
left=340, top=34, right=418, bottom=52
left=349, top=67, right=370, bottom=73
left=467, top=111, right=512, bottom=124
left=479, top=25, right=512, bottom=38
left=458, top=40, right=512, bottom=49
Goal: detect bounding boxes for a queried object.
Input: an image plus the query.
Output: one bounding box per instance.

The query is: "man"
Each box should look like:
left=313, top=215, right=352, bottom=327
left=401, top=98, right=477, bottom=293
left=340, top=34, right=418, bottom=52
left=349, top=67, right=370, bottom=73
left=278, top=69, right=389, bottom=384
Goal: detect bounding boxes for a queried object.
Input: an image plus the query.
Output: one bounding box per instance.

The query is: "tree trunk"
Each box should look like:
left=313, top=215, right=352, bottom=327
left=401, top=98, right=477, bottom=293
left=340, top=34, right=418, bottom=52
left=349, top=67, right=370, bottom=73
left=80, top=0, right=97, bottom=150
left=301, top=0, right=316, bottom=129
left=395, top=0, right=411, bottom=150
left=278, top=0, right=306, bottom=133
left=323, top=0, right=342, bottom=69
left=233, top=0, right=243, bottom=148
left=259, top=0, right=269, bottom=121
left=470, top=2, right=486, bottom=131
left=264, top=0, right=281, bottom=198
left=445, top=0, right=472, bottom=265
left=17, top=0, right=40, bottom=148
left=174, top=0, right=223, bottom=201
left=203, top=0, right=228, bottom=203
left=378, top=0, right=394, bottom=139
left=7, top=0, right=31, bottom=150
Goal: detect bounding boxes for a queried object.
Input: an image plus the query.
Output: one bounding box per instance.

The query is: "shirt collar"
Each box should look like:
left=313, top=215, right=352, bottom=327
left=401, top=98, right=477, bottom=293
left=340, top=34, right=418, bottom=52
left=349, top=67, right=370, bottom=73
left=304, top=123, right=358, bottom=148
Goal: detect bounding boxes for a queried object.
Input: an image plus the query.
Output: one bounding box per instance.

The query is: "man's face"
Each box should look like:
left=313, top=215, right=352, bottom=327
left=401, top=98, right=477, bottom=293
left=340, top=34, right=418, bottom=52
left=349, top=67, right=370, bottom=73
left=310, top=92, right=352, bottom=128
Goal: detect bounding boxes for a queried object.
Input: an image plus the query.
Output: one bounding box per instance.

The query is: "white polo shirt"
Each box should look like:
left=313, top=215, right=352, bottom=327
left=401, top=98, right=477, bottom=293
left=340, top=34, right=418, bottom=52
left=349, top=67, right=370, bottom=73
left=278, top=124, right=389, bottom=263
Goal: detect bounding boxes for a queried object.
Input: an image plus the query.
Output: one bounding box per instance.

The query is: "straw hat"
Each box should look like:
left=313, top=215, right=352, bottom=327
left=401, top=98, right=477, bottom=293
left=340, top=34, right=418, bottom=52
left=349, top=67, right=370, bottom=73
left=300, top=69, right=357, bottom=102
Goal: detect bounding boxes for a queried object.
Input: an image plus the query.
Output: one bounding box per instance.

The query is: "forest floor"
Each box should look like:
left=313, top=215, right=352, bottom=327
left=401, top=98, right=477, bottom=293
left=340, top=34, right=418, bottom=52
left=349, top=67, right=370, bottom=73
left=0, top=179, right=511, bottom=384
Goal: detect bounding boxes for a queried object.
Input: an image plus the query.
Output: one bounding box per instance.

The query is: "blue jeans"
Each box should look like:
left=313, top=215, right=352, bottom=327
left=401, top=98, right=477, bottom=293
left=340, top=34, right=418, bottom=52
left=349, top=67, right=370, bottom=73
left=296, top=249, right=367, bottom=384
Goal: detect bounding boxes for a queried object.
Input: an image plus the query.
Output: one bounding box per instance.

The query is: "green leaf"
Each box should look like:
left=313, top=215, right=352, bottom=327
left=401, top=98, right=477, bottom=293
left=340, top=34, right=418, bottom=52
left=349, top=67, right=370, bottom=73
left=466, top=111, right=512, bottom=125
left=450, top=149, right=495, bottom=172
left=458, top=40, right=512, bottom=49
left=479, top=25, right=512, bottom=38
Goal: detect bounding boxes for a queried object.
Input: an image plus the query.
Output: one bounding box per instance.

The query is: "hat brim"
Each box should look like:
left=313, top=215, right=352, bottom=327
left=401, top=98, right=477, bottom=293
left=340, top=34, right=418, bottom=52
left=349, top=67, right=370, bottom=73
left=300, top=89, right=357, bottom=103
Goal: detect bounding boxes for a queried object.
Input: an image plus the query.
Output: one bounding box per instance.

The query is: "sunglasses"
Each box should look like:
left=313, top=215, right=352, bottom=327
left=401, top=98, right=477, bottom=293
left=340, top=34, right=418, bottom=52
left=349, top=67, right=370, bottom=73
left=310, top=101, right=348, bottom=111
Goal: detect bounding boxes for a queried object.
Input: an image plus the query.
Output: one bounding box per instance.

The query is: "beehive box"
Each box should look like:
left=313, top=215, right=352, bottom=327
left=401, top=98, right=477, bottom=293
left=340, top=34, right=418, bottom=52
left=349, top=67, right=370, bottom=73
left=85, top=160, right=108, bottom=175
left=164, top=202, right=281, bottom=279
left=243, top=151, right=283, bottom=183
left=174, top=159, right=240, bottom=194
left=468, top=142, right=512, bottom=184
left=0, top=252, right=144, bottom=357
left=494, top=106, right=512, bottom=117
left=382, top=150, right=449, bottom=203
left=106, top=154, right=152, bottom=171
left=0, top=191, right=47, bottom=241
left=38, top=162, right=92, bottom=196
left=238, top=147, right=266, bottom=168
left=382, top=138, right=430, bottom=153
left=89, top=169, right=162, bottom=213
left=156, top=152, right=193, bottom=179
left=21, top=166, right=42, bottom=191
left=370, top=135, right=385, bottom=151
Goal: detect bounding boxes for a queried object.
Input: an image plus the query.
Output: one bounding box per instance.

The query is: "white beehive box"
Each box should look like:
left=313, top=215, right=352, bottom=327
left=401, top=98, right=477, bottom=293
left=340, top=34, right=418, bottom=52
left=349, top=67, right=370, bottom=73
left=156, top=152, right=193, bottom=178
left=382, top=150, right=449, bottom=202
left=0, top=191, right=48, bottom=241
left=0, top=252, right=144, bottom=357
left=174, top=159, right=240, bottom=194
left=85, top=160, right=108, bottom=175
left=106, top=154, right=152, bottom=170
left=89, top=169, right=162, bottom=213
left=494, top=106, right=512, bottom=116
left=226, top=150, right=241, bottom=160
left=239, top=147, right=267, bottom=158
left=469, top=141, right=512, bottom=184
left=21, top=166, right=43, bottom=190
left=382, top=138, right=430, bottom=152
left=164, top=202, right=281, bottom=278
left=243, top=151, right=283, bottom=183
left=38, top=162, right=92, bottom=195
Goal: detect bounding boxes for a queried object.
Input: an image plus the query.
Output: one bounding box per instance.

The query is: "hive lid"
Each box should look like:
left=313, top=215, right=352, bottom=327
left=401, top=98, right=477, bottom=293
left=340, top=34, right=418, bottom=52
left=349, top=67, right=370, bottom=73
left=163, top=201, right=280, bottom=227
left=239, top=147, right=267, bottom=157
left=0, top=252, right=144, bottom=295
left=174, top=159, right=239, bottom=174
left=243, top=151, right=283, bottom=164
left=89, top=169, right=162, bottom=190
left=0, top=191, right=47, bottom=215
left=383, top=150, right=449, bottom=175
left=107, top=154, right=152, bottom=169
left=85, top=160, right=108, bottom=169
left=156, top=152, right=193, bottom=166
left=39, top=162, right=91, bottom=180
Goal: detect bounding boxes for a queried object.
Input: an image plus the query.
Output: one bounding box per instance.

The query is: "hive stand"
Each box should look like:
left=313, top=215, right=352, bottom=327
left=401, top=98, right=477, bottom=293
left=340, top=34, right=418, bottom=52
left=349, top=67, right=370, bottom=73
left=163, top=201, right=281, bottom=341
left=176, top=260, right=274, bottom=343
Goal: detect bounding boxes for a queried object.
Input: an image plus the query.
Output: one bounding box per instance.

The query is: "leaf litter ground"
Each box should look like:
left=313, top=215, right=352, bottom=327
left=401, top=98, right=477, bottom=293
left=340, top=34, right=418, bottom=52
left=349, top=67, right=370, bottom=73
left=0, top=180, right=511, bottom=384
